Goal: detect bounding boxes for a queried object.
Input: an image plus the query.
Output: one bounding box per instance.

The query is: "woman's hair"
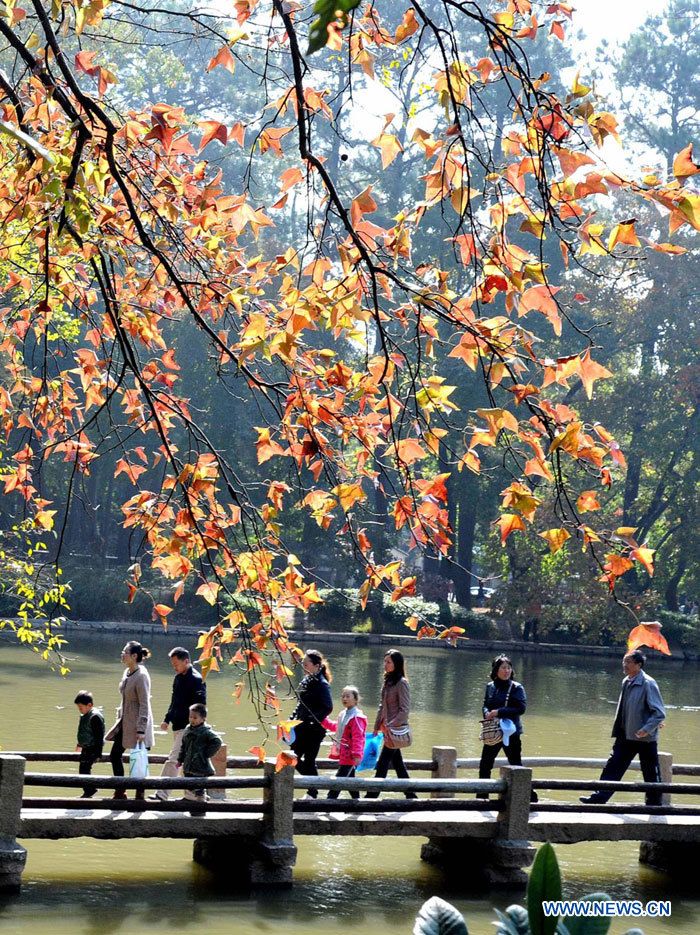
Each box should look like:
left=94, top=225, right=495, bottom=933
left=124, top=640, right=150, bottom=663
left=490, top=654, right=514, bottom=681
left=384, top=649, right=407, bottom=684
left=305, top=649, right=332, bottom=683
left=341, top=685, right=360, bottom=703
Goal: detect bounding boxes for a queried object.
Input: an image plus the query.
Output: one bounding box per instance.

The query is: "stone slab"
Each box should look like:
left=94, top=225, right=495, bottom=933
left=528, top=811, right=700, bottom=844
left=293, top=809, right=500, bottom=837
left=19, top=808, right=264, bottom=839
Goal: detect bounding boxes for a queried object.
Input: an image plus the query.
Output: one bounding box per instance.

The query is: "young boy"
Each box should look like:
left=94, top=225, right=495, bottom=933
left=74, top=691, right=105, bottom=798
left=177, top=703, right=222, bottom=802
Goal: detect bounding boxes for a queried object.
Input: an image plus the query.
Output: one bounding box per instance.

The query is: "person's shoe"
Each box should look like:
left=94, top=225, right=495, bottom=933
left=148, top=793, right=168, bottom=802
left=79, top=791, right=96, bottom=799
left=530, top=792, right=539, bottom=804
left=111, top=789, right=127, bottom=800
left=405, top=792, right=418, bottom=800
left=579, top=795, right=603, bottom=804
left=301, top=793, right=317, bottom=801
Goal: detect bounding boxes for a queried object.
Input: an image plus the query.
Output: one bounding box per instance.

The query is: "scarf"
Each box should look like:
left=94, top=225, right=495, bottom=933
left=334, top=705, right=359, bottom=746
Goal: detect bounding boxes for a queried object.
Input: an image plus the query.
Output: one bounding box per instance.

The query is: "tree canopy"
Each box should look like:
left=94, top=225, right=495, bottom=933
left=0, top=0, right=697, bottom=730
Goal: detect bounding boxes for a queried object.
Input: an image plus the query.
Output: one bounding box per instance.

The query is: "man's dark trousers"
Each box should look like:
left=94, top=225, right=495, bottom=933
left=593, top=738, right=662, bottom=805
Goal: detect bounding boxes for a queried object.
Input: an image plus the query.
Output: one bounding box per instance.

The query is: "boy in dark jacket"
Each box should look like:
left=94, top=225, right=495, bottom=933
left=177, top=703, right=222, bottom=801
left=74, top=690, right=105, bottom=798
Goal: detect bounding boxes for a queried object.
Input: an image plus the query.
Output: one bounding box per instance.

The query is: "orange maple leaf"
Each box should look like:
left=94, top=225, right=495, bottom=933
left=207, top=44, right=235, bottom=74
left=495, top=513, right=525, bottom=545
left=627, top=622, right=670, bottom=656
left=672, top=143, right=700, bottom=181
left=576, top=349, right=612, bottom=400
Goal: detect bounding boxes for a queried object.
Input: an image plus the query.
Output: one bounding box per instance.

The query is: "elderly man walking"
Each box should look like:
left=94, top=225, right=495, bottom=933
left=581, top=650, right=666, bottom=806
left=150, top=647, right=206, bottom=802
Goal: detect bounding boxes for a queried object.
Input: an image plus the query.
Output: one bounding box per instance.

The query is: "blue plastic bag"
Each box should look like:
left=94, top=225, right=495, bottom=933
left=357, top=732, right=384, bottom=773
left=129, top=741, right=149, bottom=779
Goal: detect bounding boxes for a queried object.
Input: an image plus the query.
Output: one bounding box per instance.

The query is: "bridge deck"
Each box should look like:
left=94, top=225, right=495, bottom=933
left=18, top=805, right=700, bottom=843
left=528, top=810, right=700, bottom=844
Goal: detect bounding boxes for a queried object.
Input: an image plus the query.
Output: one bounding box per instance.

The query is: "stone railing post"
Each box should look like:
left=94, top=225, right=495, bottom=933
left=208, top=743, right=228, bottom=801
left=251, top=762, right=297, bottom=885
left=477, top=765, right=535, bottom=886
left=497, top=765, right=532, bottom=840
left=658, top=751, right=673, bottom=807
left=0, top=755, right=27, bottom=892
left=431, top=746, right=457, bottom=799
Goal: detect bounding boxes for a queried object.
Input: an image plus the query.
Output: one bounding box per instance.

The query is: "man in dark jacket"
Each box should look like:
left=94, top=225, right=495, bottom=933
left=150, top=647, right=206, bottom=802
left=581, top=650, right=666, bottom=805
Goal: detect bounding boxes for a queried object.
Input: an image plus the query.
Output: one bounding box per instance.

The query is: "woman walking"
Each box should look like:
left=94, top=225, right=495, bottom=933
left=291, top=649, right=333, bottom=799
left=105, top=640, right=155, bottom=800
left=367, top=649, right=416, bottom=799
left=478, top=654, right=537, bottom=802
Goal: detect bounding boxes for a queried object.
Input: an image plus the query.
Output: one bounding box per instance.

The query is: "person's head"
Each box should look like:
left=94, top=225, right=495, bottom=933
left=341, top=685, right=360, bottom=709
left=623, top=650, right=645, bottom=677
left=383, top=649, right=406, bottom=683
left=189, top=703, right=207, bottom=726
left=302, top=649, right=332, bottom=683
left=168, top=647, right=191, bottom=675
left=121, top=641, right=150, bottom=667
left=74, top=691, right=94, bottom=715
left=491, top=655, right=514, bottom=681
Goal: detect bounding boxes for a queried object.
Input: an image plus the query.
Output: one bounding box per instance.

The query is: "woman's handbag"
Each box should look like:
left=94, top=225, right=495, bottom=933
left=129, top=741, right=149, bottom=779
left=358, top=732, right=384, bottom=772
left=479, top=719, right=504, bottom=746
left=479, top=683, right=512, bottom=746
left=384, top=724, right=412, bottom=749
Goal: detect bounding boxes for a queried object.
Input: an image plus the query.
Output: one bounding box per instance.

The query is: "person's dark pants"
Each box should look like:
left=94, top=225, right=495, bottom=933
left=523, top=618, right=539, bottom=642
left=109, top=729, right=125, bottom=777
left=366, top=746, right=416, bottom=799
left=79, top=746, right=102, bottom=797
left=328, top=764, right=359, bottom=799
left=478, top=735, right=538, bottom=802
left=292, top=728, right=324, bottom=798
left=591, top=738, right=662, bottom=805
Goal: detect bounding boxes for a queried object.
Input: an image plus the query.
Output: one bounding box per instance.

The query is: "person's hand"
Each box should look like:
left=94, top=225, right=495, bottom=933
left=75, top=745, right=82, bottom=753
left=635, top=729, right=649, bottom=739
left=352, top=757, right=361, bottom=766
left=160, top=721, right=169, bottom=732
left=485, top=710, right=499, bottom=720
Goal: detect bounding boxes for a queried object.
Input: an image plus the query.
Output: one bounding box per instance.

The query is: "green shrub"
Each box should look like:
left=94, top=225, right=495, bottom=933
left=658, top=610, right=700, bottom=651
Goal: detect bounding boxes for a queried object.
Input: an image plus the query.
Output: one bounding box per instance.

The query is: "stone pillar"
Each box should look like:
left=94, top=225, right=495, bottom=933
left=251, top=762, right=297, bottom=885
left=639, top=841, right=700, bottom=880
left=431, top=746, right=457, bottom=799
left=638, top=750, right=674, bottom=870
left=420, top=746, right=459, bottom=865
left=657, top=751, right=673, bottom=807
left=0, top=755, right=27, bottom=893
left=208, top=743, right=227, bottom=801
left=482, top=765, right=535, bottom=887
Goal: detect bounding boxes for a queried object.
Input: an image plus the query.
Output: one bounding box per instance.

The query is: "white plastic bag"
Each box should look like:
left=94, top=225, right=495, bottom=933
left=129, top=741, right=149, bottom=779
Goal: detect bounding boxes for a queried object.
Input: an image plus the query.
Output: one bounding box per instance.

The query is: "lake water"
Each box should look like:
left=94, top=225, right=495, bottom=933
left=0, top=630, right=698, bottom=935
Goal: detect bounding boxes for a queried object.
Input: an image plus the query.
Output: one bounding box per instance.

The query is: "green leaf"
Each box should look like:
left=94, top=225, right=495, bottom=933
left=494, top=905, right=530, bottom=935
left=413, top=896, right=468, bottom=935
left=527, top=843, right=562, bottom=935
left=307, top=0, right=362, bottom=55
left=561, top=894, right=612, bottom=935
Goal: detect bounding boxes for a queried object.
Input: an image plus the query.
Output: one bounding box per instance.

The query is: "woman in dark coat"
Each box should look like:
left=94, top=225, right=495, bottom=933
left=478, top=654, right=537, bottom=801
left=291, top=649, right=333, bottom=799
left=366, top=649, right=416, bottom=799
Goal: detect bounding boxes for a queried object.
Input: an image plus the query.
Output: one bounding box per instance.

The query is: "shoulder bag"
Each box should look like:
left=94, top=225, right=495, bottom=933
left=479, top=683, right=512, bottom=746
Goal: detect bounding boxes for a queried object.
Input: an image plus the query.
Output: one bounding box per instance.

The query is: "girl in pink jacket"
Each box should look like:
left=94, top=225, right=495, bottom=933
left=322, top=685, right=367, bottom=799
